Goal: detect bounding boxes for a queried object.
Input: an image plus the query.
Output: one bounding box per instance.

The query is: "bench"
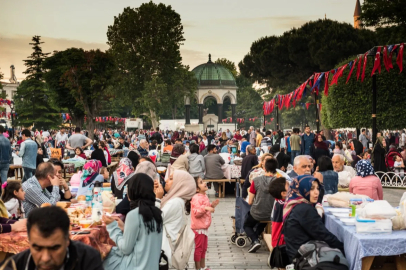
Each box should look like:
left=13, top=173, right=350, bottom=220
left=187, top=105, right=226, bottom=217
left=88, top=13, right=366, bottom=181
left=9, top=165, right=23, bottom=181
left=263, top=233, right=273, bottom=252
left=203, top=179, right=230, bottom=198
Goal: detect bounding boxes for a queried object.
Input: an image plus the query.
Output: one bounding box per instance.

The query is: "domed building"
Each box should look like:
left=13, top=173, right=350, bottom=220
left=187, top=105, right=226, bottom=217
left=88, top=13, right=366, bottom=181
left=185, top=54, right=237, bottom=132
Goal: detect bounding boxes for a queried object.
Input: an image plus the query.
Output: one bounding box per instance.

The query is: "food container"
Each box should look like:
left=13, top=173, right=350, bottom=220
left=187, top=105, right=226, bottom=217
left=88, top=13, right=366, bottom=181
left=340, top=218, right=356, bottom=226
left=328, top=208, right=351, bottom=214
left=356, top=215, right=392, bottom=234
left=333, top=213, right=351, bottom=218
left=79, top=219, right=92, bottom=229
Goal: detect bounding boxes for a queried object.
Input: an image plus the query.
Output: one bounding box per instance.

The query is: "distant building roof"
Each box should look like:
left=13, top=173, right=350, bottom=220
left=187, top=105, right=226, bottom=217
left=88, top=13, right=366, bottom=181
left=354, top=0, right=362, bottom=17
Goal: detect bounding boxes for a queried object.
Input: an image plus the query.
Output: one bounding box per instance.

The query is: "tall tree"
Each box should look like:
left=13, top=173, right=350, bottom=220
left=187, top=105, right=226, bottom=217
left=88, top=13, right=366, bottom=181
left=44, top=48, right=114, bottom=139
left=107, top=2, right=185, bottom=128
left=14, top=36, right=60, bottom=129
left=215, top=58, right=238, bottom=78
left=0, top=69, right=3, bottom=89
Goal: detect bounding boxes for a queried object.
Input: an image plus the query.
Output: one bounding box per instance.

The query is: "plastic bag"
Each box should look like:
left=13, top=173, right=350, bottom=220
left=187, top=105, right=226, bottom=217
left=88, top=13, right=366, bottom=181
left=102, top=191, right=116, bottom=213
left=360, top=200, right=396, bottom=219
left=327, top=192, right=370, bottom=208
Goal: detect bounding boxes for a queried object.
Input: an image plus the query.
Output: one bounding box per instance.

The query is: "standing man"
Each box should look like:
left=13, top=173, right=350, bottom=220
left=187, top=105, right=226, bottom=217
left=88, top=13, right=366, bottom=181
left=226, top=129, right=232, bottom=139
left=0, top=125, right=11, bottom=185
left=301, top=125, right=314, bottom=156
left=290, top=128, right=301, bottom=165
left=17, top=129, right=38, bottom=182
left=401, top=130, right=406, bottom=149
left=249, top=126, right=256, bottom=145
left=233, top=130, right=242, bottom=141
left=55, top=127, right=68, bottom=148
left=204, top=145, right=225, bottom=197
left=359, top=129, right=368, bottom=151
left=255, top=129, right=263, bottom=148
left=65, top=127, right=93, bottom=156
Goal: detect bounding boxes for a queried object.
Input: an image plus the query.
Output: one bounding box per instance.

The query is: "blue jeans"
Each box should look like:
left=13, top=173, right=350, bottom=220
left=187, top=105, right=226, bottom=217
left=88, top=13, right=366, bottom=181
left=23, top=167, right=36, bottom=182
left=0, top=163, right=9, bottom=184
left=291, top=150, right=301, bottom=165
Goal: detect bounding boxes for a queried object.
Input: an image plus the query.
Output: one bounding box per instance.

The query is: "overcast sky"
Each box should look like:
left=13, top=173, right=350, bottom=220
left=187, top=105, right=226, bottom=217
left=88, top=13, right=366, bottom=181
left=0, top=0, right=359, bottom=80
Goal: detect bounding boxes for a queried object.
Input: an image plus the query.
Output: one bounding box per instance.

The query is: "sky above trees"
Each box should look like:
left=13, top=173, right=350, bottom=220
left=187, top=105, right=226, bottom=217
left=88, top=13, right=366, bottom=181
left=1, top=0, right=360, bottom=79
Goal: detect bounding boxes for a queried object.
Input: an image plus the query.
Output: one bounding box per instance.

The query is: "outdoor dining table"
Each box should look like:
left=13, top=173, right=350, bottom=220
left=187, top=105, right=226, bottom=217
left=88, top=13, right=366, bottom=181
left=0, top=225, right=115, bottom=263
left=324, top=207, right=406, bottom=270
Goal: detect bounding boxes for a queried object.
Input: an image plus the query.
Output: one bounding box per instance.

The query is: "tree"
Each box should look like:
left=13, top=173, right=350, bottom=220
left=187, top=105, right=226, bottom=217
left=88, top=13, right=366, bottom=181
left=107, top=2, right=185, bottom=127
left=321, top=54, right=406, bottom=130
left=215, top=58, right=238, bottom=78
left=14, top=36, right=60, bottom=129
left=0, top=69, right=3, bottom=89
left=45, top=48, right=114, bottom=139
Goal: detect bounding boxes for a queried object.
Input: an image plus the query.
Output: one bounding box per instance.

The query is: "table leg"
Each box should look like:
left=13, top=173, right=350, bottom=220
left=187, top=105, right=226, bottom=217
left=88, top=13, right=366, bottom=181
left=395, top=255, right=406, bottom=270
left=222, top=182, right=226, bottom=198
left=362, top=256, right=375, bottom=270
left=14, top=168, right=18, bottom=180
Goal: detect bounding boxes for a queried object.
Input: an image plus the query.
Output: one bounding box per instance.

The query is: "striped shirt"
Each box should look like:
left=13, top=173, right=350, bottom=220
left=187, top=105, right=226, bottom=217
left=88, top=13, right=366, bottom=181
left=22, top=176, right=60, bottom=216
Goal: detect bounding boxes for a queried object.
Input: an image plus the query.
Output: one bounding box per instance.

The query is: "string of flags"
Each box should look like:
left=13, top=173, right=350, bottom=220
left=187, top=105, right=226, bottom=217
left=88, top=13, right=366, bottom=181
left=0, top=99, right=14, bottom=106
left=61, top=113, right=127, bottom=123
left=263, top=42, right=404, bottom=116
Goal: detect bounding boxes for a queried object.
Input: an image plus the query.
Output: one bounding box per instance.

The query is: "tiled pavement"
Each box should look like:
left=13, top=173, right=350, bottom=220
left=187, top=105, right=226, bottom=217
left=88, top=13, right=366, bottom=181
left=182, top=187, right=406, bottom=270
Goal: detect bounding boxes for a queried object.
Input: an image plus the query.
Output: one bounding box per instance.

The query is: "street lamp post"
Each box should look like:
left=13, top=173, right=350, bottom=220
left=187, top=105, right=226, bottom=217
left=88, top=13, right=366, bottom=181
left=10, top=103, right=15, bottom=140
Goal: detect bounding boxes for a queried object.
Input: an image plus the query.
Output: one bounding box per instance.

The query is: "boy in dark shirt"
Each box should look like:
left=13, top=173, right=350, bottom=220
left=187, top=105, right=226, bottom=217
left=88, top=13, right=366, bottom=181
left=268, top=177, right=289, bottom=247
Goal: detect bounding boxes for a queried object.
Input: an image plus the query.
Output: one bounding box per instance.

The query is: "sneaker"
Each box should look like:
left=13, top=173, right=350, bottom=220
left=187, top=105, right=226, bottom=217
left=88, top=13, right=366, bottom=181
left=248, top=240, right=261, bottom=253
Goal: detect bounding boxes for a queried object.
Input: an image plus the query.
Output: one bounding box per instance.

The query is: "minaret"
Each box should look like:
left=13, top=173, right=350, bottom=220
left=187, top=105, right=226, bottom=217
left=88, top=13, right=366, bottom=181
left=354, top=0, right=362, bottom=29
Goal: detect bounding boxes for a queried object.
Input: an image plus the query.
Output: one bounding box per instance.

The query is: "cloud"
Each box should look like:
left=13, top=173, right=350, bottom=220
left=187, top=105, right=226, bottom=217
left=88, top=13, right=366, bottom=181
left=0, top=35, right=109, bottom=80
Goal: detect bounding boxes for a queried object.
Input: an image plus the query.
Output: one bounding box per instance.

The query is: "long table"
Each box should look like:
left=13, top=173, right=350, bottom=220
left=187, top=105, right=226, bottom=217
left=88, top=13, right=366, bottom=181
left=325, top=209, right=406, bottom=270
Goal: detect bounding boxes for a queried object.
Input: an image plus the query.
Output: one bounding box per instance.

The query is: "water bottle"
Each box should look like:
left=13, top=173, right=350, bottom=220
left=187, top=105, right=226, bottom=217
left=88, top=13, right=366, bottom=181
left=123, top=185, right=128, bottom=199
left=230, top=152, right=235, bottom=165
left=98, top=192, right=103, bottom=203
left=92, top=191, right=99, bottom=208
left=85, top=188, right=93, bottom=207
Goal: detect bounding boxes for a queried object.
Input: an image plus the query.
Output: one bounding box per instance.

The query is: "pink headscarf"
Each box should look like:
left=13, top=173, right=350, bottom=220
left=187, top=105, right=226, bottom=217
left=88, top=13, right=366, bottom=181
left=81, top=160, right=102, bottom=187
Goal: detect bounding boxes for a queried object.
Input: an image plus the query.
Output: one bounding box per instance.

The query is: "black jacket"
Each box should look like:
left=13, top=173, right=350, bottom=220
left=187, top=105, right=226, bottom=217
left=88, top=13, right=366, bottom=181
left=91, top=149, right=107, bottom=167
left=151, top=132, right=163, bottom=144
left=284, top=203, right=344, bottom=262
left=11, top=240, right=104, bottom=270
left=241, top=154, right=258, bottom=180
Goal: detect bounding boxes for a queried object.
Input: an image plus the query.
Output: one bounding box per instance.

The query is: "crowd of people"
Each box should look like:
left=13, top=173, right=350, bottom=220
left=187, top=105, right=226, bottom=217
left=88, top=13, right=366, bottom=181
left=0, top=123, right=402, bottom=270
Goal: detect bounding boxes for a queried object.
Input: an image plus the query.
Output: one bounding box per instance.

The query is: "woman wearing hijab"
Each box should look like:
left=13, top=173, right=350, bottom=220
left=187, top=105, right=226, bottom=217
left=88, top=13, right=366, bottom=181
left=111, top=158, right=135, bottom=199
left=351, top=139, right=364, bottom=167
left=171, top=131, right=179, bottom=144
left=102, top=173, right=163, bottom=270
left=156, top=170, right=196, bottom=266
left=371, top=133, right=387, bottom=172
left=312, top=133, right=330, bottom=167
left=91, top=143, right=107, bottom=167
left=284, top=175, right=343, bottom=262
left=75, top=160, right=104, bottom=197
left=350, top=160, right=383, bottom=200
left=127, top=144, right=140, bottom=169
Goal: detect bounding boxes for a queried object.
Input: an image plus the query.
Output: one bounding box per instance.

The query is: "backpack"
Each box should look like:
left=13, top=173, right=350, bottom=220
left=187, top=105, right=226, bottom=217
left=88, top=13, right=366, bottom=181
left=294, top=241, right=349, bottom=270
left=164, top=212, right=195, bottom=270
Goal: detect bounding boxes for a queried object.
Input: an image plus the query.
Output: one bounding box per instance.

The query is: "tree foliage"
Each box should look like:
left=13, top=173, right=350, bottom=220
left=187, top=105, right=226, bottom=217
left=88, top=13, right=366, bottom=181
left=44, top=48, right=114, bottom=139
left=15, top=36, right=60, bottom=129
left=360, top=0, right=406, bottom=28
left=107, top=1, right=185, bottom=127
left=215, top=58, right=238, bottom=78
left=321, top=54, right=406, bottom=130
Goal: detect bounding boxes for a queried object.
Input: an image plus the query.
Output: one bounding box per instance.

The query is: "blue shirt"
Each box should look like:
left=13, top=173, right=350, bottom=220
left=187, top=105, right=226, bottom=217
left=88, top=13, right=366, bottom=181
left=286, top=136, right=291, bottom=153
left=302, top=133, right=315, bottom=155
left=241, top=141, right=250, bottom=154
left=0, top=134, right=11, bottom=164
left=18, top=138, right=38, bottom=169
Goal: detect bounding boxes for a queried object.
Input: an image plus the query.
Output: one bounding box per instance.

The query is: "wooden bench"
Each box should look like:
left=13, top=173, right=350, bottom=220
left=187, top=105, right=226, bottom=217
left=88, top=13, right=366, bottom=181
left=9, top=165, right=23, bottom=180
left=203, top=179, right=230, bottom=198
left=263, top=233, right=273, bottom=252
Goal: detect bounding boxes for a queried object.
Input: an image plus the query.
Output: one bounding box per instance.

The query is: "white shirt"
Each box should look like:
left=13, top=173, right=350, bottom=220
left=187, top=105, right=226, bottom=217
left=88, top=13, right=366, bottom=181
left=56, top=132, right=68, bottom=145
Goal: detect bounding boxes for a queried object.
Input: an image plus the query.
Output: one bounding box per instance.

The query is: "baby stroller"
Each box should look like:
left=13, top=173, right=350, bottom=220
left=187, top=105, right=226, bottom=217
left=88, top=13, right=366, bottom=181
left=385, top=148, right=402, bottom=171
left=230, top=180, right=252, bottom=248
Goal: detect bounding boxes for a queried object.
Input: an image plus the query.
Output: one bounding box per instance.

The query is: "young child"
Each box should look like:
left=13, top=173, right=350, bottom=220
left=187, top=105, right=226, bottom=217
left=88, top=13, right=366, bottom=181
left=1, top=180, right=25, bottom=219
left=244, top=158, right=278, bottom=253
left=394, top=155, right=405, bottom=177
left=268, top=177, right=289, bottom=247
left=191, top=177, right=219, bottom=270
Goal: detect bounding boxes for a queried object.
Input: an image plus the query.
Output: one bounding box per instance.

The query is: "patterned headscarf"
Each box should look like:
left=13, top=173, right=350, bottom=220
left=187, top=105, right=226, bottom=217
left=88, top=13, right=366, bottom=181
left=355, top=160, right=375, bottom=177
left=283, top=175, right=320, bottom=221
left=81, top=160, right=102, bottom=187
left=113, top=158, right=135, bottom=190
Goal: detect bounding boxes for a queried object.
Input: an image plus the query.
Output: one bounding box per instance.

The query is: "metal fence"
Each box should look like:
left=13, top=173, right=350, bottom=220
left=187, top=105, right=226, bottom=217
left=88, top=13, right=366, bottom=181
left=376, top=171, right=406, bottom=188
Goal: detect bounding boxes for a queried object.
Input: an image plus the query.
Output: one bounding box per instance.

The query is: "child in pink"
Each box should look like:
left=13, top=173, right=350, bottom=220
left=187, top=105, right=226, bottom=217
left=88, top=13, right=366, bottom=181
left=191, top=177, right=219, bottom=270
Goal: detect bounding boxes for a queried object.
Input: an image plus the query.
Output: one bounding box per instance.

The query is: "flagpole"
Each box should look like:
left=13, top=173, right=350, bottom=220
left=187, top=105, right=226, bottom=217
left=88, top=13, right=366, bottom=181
left=314, top=92, right=320, bottom=133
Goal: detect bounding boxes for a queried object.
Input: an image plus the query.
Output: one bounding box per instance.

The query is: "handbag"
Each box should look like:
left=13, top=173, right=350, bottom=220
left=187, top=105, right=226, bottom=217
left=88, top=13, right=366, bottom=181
left=159, top=250, right=169, bottom=270
left=161, top=153, right=171, bottom=163
left=269, top=215, right=290, bottom=268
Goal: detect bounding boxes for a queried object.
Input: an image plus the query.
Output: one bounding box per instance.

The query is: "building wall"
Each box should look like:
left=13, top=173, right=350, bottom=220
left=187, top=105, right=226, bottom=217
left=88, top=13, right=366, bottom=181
left=0, top=82, right=18, bottom=125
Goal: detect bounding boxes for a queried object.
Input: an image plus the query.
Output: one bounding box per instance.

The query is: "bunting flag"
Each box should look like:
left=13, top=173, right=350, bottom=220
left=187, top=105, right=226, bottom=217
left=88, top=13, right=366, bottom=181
left=319, top=104, right=322, bottom=111
left=346, top=58, right=357, bottom=83
left=324, top=72, right=330, bottom=96
left=383, top=46, right=392, bottom=72
left=396, top=43, right=404, bottom=73
left=356, top=55, right=362, bottom=80
left=330, top=65, right=347, bottom=86
left=361, top=53, right=368, bottom=82
left=389, top=44, right=398, bottom=61
left=285, top=93, right=293, bottom=109
left=371, top=47, right=382, bottom=76
left=278, top=95, right=284, bottom=110
left=306, top=103, right=311, bottom=110
left=296, top=80, right=308, bottom=100
left=311, top=73, right=324, bottom=95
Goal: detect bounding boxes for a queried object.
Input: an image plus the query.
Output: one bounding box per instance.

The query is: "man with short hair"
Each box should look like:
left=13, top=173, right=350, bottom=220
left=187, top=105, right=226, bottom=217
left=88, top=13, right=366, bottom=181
left=115, top=136, right=129, bottom=149
left=249, top=126, right=256, bottom=145
left=260, top=130, right=272, bottom=154
left=359, top=129, right=368, bottom=151
left=66, top=127, right=92, bottom=154
left=240, top=137, right=250, bottom=158
left=150, top=127, right=163, bottom=145
left=301, top=125, right=314, bottom=155
left=288, top=155, right=313, bottom=179
left=226, top=129, right=232, bottom=139
left=332, top=154, right=356, bottom=188
left=0, top=125, right=11, bottom=185
left=137, top=139, right=149, bottom=157
left=17, top=129, right=38, bottom=182
left=204, top=145, right=225, bottom=197
left=11, top=206, right=103, bottom=270
left=255, top=129, right=263, bottom=148
left=55, top=127, right=68, bottom=148
left=290, top=128, right=301, bottom=165
left=22, top=162, right=61, bottom=215
left=233, top=130, right=242, bottom=141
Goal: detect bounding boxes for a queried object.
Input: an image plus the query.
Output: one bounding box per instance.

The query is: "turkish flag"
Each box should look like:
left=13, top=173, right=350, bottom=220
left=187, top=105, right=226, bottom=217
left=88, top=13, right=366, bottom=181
left=396, top=43, right=404, bottom=73
left=346, top=58, right=357, bottom=83
left=361, top=53, right=368, bottom=82
left=371, top=47, right=382, bottom=76
left=356, top=56, right=363, bottom=80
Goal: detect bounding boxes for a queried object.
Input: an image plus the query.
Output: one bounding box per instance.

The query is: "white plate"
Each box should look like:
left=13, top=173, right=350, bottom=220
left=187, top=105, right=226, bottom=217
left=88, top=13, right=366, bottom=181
left=329, top=208, right=351, bottom=213
left=340, top=218, right=356, bottom=226
left=333, top=213, right=351, bottom=218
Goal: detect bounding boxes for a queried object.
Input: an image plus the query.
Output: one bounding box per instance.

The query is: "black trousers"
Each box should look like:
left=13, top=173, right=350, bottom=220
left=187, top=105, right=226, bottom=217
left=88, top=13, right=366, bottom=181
left=243, top=212, right=267, bottom=242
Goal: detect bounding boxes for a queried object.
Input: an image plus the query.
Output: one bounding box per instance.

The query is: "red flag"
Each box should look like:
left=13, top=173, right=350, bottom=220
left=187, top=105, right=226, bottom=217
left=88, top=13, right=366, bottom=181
left=361, top=53, right=368, bottom=82
left=396, top=43, right=404, bottom=73
left=324, top=72, right=330, bottom=96
left=346, top=59, right=357, bottom=83
left=383, top=46, right=391, bottom=72
left=371, top=47, right=382, bottom=76
left=96, top=117, right=99, bottom=122
left=313, top=73, right=321, bottom=95
left=356, top=56, right=362, bottom=80
left=319, top=104, right=322, bottom=111
left=285, top=93, right=292, bottom=109
left=270, top=118, right=274, bottom=122
left=296, top=80, right=308, bottom=100
left=330, top=65, right=347, bottom=86
left=278, top=96, right=284, bottom=110
left=389, top=44, right=399, bottom=65
left=306, top=103, right=311, bottom=110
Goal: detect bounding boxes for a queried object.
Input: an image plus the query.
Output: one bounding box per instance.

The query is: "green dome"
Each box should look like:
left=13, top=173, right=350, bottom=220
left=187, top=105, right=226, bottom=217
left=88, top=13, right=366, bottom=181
left=192, top=54, right=236, bottom=87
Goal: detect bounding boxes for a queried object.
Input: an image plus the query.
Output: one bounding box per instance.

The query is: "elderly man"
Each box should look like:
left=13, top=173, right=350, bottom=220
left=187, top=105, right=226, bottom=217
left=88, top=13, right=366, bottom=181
left=241, top=145, right=259, bottom=180
left=332, top=154, right=356, bottom=188
left=288, top=155, right=313, bottom=179
left=137, top=139, right=149, bottom=157
left=249, top=126, right=256, bottom=145
left=204, top=145, right=225, bottom=197
left=22, top=162, right=61, bottom=215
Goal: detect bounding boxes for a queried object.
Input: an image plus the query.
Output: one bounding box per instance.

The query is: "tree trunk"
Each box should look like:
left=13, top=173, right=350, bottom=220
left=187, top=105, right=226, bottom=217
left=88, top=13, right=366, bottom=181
left=87, top=119, right=95, bottom=141
left=149, top=109, right=159, bottom=129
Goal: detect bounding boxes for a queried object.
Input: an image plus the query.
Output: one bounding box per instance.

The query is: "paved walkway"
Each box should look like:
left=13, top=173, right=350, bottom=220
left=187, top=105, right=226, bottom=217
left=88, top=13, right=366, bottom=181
left=182, top=187, right=406, bottom=270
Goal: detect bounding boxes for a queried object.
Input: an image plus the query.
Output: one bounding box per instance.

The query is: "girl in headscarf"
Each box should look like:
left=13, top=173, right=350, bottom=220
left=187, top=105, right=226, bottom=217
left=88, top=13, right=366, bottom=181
left=103, top=173, right=163, bottom=270
left=350, top=160, right=383, bottom=200
left=283, top=175, right=344, bottom=262
left=75, top=160, right=104, bottom=197
left=111, top=158, right=135, bottom=199
left=158, top=170, right=196, bottom=266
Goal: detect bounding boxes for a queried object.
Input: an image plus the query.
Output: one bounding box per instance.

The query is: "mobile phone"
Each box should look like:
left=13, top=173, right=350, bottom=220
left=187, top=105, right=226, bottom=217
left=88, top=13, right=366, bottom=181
left=71, top=231, right=90, bottom=235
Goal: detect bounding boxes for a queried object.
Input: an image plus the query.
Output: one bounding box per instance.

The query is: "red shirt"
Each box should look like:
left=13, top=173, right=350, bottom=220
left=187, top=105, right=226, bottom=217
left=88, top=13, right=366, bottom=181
left=234, top=134, right=242, bottom=141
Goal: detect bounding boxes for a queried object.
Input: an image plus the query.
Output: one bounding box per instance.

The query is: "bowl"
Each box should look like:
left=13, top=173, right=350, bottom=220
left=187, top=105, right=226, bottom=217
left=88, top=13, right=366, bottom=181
left=340, top=218, right=356, bottom=226
left=333, top=212, right=351, bottom=218
left=79, top=219, right=92, bottom=229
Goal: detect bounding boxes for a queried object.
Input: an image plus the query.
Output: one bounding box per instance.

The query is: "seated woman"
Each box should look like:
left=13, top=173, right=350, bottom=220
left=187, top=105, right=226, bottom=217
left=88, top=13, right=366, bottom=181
left=170, top=144, right=189, bottom=172
left=102, top=173, right=163, bottom=270
left=0, top=200, right=26, bottom=233
left=284, top=175, right=343, bottom=262
left=188, top=144, right=205, bottom=179
left=317, top=156, right=338, bottom=194
left=74, top=147, right=87, bottom=159
left=75, top=160, right=104, bottom=198
left=91, top=143, right=107, bottom=167
left=111, top=158, right=135, bottom=199
left=350, top=160, right=383, bottom=200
